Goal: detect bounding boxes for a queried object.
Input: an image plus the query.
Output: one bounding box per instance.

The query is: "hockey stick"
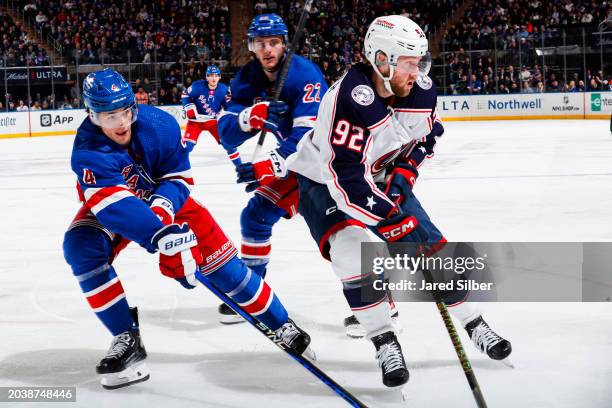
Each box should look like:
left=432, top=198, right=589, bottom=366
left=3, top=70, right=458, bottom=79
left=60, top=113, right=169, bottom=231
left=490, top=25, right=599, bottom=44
left=416, top=246, right=488, bottom=408
left=251, top=0, right=314, bottom=162
left=194, top=270, right=368, bottom=408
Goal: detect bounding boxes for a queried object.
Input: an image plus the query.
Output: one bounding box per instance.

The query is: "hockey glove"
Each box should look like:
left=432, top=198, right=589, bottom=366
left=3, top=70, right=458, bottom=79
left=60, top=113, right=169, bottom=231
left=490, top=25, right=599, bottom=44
left=184, top=103, right=197, bottom=120
left=384, top=163, right=418, bottom=206
left=151, top=223, right=203, bottom=289
left=236, top=149, right=288, bottom=192
left=149, top=197, right=174, bottom=225
left=238, top=101, right=288, bottom=134
left=376, top=212, right=429, bottom=243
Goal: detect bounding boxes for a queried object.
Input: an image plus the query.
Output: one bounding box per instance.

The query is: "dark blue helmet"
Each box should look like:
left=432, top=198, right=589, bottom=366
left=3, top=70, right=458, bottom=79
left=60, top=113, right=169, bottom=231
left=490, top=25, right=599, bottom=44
left=247, top=14, right=288, bottom=51
left=206, top=65, right=221, bottom=76
left=82, top=68, right=137, bottom=128
left=82, top=68, right=135, bottom=113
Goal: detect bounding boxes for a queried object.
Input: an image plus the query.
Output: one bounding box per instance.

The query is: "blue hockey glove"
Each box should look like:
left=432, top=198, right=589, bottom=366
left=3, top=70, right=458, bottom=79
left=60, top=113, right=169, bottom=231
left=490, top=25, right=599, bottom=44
left=384, top=163, right=418, bottom=206
left=376, top=208, right=429, bottom=243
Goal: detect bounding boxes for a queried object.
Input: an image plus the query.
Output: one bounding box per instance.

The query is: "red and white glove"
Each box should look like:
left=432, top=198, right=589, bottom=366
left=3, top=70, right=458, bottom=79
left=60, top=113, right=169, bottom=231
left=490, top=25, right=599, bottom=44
left=151, top=223, right=203, bottom=289
left=150, top=197, right=174, bottom=225
left=184, top=103, right=197, bottom=120
left=238, top=101, right=288, bottom=133
left=236, top=149, right=287, bottom=192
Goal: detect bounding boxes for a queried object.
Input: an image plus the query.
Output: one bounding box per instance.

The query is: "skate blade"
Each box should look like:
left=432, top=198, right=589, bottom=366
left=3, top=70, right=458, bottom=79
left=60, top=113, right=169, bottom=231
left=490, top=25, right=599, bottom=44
left=391, top=316, right=403, bottom=335
left=399, top=386, right=409, bottom=403
left=219, top=314, right=245, bottom=325
left=345, top=325, right=366, bottom=339
left=101, top=362, right=150, bottom=390
left=303, top=346, right=317, bottom=361
left=500, top=357, right=515, bottom=368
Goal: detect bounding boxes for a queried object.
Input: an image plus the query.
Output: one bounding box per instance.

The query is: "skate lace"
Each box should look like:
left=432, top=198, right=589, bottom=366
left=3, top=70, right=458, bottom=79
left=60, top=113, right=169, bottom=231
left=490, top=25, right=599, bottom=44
left=471, top=322, right=502, bottom=352
left=376, top=342, right=405, bottom=373
left=276, top=321, right=300, bottom=345
left=107, top=332, right=132, bottom=358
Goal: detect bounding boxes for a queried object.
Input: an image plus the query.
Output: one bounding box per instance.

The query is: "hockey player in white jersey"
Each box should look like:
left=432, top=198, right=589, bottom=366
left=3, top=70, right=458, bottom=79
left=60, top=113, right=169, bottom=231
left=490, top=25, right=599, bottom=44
left=287, top=15, right=512, bottom=387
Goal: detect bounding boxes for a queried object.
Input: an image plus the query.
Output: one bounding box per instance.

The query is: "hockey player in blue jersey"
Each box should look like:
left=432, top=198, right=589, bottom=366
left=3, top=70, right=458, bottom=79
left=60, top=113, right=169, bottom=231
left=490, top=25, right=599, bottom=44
left=62, top=68, right=313, bottom=390
left=287, top=16, right=512, bottom=387
left=216, top=14, right=328, bottom=323
left=181, top=65, right=241, bottom=164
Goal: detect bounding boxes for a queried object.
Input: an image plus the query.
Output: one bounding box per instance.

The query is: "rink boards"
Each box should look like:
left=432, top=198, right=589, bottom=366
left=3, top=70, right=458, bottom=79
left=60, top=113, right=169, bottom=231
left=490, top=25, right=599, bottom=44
left=0, top=92, right=610, bottom=139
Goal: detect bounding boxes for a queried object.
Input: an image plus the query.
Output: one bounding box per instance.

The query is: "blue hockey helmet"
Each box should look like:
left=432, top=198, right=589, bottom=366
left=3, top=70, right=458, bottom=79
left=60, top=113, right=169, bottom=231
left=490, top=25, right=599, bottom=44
left=247, top=14, right=288, bottom=51
left=82, top=68, right=137, bottom=128
left=206, top=65, right=221, bottom=76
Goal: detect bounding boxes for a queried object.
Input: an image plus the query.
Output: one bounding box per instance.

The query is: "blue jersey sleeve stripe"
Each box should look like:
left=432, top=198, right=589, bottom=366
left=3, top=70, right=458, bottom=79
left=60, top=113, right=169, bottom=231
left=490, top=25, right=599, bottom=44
left=83, top=185, right=134, bottom=215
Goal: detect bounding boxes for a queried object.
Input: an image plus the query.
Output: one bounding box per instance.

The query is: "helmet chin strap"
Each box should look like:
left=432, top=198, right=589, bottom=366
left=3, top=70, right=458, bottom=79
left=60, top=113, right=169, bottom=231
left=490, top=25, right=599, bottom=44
left=383, top=65, right=395, bottom=94
left=374, top=61, right=395, bottom=95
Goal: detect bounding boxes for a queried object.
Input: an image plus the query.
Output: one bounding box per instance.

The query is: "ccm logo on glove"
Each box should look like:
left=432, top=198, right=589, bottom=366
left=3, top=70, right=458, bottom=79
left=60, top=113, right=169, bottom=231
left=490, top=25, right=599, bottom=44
left=376, top=213, right=419, bottom=242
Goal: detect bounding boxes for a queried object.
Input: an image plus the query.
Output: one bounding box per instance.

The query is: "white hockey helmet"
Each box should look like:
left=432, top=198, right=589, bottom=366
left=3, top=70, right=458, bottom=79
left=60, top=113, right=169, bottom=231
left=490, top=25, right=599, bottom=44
left=364, top=15, right=431, bottom=94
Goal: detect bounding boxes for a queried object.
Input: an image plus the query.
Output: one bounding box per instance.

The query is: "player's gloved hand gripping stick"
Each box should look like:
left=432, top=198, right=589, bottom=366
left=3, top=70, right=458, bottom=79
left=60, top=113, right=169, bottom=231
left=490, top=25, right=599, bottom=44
left=250, top=0, right=314, bottom=162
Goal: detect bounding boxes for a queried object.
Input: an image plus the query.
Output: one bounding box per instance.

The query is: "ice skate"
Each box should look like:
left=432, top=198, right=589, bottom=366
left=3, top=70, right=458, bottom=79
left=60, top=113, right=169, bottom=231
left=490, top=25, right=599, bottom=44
left=275, top=318, right=316, bottom=360
left=465, top=316, right=513, bottom=367
left=96, top=328, right=149, bottom=389
left=218, top=302, right=245, bottom=324
left=372, top=331, right=409, bottom=387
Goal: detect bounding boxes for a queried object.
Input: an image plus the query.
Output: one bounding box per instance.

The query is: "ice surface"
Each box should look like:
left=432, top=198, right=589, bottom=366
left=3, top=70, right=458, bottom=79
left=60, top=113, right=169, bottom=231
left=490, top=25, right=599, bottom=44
left=1, top=120, right=611, bottom=407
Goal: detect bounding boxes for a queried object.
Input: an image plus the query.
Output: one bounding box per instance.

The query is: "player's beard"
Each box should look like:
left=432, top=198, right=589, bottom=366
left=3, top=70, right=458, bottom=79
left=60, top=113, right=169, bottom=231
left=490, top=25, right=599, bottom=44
left=390, top=77, right=414, bottom=97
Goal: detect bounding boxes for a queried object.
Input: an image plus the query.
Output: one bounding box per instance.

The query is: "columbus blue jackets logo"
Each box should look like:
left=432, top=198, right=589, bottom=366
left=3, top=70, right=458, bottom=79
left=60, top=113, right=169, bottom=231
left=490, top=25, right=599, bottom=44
left=416, top=74, right=432, bottom=90
left=351, top=85, right=374, bottom=106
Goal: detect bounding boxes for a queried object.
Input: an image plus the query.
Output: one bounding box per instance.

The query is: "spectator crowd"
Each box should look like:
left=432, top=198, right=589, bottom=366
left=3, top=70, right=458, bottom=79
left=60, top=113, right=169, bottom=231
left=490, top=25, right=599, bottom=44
left=269, top=0, right=459, bottom=84
left=18, top=0, right=231, bottom=65
left=1, top=9, right=51, bottom=67
left=443, top=0, right=612, bottom=93
left=1, top=0, right=611, bottom=110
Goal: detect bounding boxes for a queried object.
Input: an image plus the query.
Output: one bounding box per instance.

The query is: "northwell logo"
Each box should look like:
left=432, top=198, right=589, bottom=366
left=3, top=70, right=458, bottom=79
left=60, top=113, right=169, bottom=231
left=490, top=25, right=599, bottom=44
left=590, top=93, right=612, bottom=112
left=591, top=93, right=601, bottom=112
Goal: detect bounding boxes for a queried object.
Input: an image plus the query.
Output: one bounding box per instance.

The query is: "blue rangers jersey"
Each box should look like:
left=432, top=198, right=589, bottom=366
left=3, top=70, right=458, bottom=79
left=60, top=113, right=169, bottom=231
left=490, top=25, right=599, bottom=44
left=71, top=105, right=194, bottom=250
left=218, top=55, right=328, bottom=158
left=181, top=80, right=230, bottom=118
left=287, top=63, right=444, bottom=226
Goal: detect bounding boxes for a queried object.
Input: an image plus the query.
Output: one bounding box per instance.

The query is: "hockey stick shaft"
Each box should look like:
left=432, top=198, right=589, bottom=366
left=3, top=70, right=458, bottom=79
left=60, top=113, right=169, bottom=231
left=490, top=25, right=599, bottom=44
left=194, top=271, right=368, bottom=408
left=251, top=0, right=313, bottom=162
left=420, top=266, right=488, bottom=408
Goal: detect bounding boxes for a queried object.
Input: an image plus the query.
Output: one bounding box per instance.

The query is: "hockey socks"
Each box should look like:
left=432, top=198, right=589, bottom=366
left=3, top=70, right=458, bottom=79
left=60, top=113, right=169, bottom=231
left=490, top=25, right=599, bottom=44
left=80, top=266, right=134, bottom=335
left=64, top=227, right=134, bottom=335
left=240, top=238, right=271, bottom=278
left=204, top=256, right=288, bottom=330
left=342, top=275, right=394, bottom=339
